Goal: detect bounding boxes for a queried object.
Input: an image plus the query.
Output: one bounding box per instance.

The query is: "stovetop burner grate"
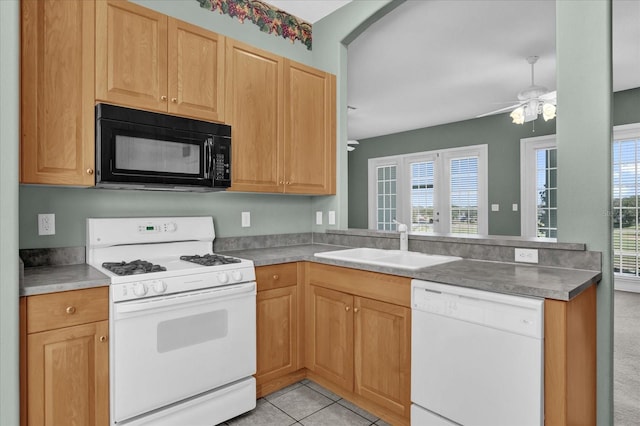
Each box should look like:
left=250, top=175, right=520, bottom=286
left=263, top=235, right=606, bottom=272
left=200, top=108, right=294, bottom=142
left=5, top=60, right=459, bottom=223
left=180, top=254, right=242, bottom=266
left=102, top=260, right=167, bottom=276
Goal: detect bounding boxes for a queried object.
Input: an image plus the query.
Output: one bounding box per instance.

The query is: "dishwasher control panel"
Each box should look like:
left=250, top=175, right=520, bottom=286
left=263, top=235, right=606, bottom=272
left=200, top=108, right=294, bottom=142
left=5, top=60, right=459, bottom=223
left=411, top=280, right=544, bottom=339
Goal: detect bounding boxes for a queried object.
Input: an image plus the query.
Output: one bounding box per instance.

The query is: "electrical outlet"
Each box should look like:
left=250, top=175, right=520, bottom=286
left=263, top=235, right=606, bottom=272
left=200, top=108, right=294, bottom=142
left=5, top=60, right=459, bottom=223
left=512, top=203, right=519, bottom=212
left=328, top=211, right=336, bottom=225
left=315, top=211, right=323, bottom=225
left=491, top=204, right=500, bottom=212
left=38, top=213, right=55, bottom=236
left=515, top=248, right=538, bottom=264
left=241, top=211, right=250, bottom=227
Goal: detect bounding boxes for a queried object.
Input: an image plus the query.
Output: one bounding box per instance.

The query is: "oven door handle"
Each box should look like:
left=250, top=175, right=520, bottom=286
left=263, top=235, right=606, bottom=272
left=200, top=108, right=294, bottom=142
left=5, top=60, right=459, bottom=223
left=114, top=282, right=256, bottom=316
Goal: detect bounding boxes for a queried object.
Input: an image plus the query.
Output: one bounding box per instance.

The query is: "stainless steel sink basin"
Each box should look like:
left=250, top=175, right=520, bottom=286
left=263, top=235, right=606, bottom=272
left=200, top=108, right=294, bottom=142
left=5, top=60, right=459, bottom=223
left=314, top=248, right=461, bottom=270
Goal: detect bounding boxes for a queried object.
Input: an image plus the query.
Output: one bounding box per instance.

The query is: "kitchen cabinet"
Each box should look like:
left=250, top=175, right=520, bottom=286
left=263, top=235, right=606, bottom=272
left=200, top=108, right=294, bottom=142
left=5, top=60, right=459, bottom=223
left=305, top=263, right=411, bottom=425
left=20, top=0, right=96, bottom=186
left=226, top=39, right=336, bottom=195
left=96, top=0, right=225, bottom=122
left=255, top=263, right=305, bottom=397
left=20, top=287, right=109, bottom=426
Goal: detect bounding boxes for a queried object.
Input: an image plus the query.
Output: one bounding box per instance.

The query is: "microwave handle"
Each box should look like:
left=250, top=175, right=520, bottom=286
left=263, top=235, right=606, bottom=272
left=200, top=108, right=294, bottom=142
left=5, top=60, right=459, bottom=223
left=204, top=137, right=213, bottom=179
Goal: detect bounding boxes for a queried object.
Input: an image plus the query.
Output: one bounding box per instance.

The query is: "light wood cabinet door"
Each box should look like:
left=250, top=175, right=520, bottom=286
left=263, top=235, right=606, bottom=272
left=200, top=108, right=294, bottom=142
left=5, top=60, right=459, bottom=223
left=307, top=285, right=354, bottom=391
left=226, top=39, right=284, bottom=192
left=27, top=320, right=109, bottom=426
left=283, top=61, right=336, bottom=195
left=20, top=0, right=95, bottom=186
left=354, top=297, right=411, bottom=417
left=96, top=0, right=168, bottom=112
left=256, top=286, right=298, bottom=383
left=168, top=19, right=225, bottom=122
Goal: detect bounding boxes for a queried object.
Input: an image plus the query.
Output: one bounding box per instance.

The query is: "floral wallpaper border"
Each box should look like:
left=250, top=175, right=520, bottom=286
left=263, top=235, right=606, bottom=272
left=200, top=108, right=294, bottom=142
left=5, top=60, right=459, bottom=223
left=196, top=0, right=312, bottom=50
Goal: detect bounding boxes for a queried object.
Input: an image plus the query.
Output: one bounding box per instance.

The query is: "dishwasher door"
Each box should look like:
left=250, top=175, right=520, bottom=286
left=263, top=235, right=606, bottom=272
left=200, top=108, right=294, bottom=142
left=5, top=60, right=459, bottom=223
left=410, top=280, right=544, bottom=426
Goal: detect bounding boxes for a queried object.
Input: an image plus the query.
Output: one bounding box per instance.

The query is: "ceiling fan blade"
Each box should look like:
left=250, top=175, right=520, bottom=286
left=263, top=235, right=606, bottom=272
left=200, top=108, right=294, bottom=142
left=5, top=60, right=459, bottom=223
left=539, top=90, right=557, bottom=102
left=476, top=103, right=524, bottom=118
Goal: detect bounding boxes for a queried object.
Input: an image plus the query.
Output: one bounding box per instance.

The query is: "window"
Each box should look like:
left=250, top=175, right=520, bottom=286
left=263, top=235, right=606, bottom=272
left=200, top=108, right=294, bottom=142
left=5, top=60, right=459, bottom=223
left=375, top=164, right=398, bottom=231
left=612, top=123, right=640, bottom=291
left=521, top=124, right=640, bottom=292
left=520, top=135, right=557, bottom=238
left=368, top=145, right=488, bottom=235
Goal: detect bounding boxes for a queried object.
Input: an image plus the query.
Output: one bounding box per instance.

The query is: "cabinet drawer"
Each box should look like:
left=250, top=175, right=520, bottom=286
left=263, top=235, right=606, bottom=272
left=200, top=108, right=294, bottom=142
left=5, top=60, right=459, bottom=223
left=256, top=263, right=297, bottom=291
left=26, top=287, right=109, bottom=334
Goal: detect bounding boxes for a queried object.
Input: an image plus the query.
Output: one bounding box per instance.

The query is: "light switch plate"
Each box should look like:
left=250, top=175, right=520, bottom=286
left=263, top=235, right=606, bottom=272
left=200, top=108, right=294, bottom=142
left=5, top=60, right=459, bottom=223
left=241, top=211, right=251, bottom=227
left=315, top=211, right=323, bottom=225
left=491, top=204, right=500, bottom=212
left=328, top=211, right=336, bottom=225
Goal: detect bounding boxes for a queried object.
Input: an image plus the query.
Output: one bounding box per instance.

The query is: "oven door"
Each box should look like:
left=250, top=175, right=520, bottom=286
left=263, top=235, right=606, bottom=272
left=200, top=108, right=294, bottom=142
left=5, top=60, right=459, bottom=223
left=97, top=118, right=231, bottom=190
left=111, top=282, right=256, bottom=423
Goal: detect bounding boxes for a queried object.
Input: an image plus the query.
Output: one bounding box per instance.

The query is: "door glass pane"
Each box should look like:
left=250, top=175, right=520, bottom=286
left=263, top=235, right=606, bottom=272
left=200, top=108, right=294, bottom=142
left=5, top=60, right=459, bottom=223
left=536, top=148, right=558, bottom=238
left=450, top=157, right=478, bottom=234
left=613, top=138, right=640, bottom=277
left=376, top=165, right=397, bottom=231
left=410, top=161, right=435, bottom=233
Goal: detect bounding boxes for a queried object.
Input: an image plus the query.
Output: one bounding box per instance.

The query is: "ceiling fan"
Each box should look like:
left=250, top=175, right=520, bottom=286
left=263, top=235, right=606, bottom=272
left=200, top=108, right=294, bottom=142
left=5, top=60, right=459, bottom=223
left=478, top=56, right=557, bottom=124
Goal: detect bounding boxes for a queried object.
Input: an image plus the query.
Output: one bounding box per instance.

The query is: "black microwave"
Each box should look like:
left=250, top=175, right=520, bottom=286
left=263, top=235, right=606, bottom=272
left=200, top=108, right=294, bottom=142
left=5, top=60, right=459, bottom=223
left=96, top=104, right=231, bottom=192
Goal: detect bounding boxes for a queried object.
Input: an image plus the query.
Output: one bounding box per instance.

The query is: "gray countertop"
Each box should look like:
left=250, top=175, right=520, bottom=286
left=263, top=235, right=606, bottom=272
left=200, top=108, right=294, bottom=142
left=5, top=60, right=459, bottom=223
left=21, top=264, right=109, bottom=296
left=220, top=244, right=601, bottom=301
left=20, top=244, right=601, bottom=301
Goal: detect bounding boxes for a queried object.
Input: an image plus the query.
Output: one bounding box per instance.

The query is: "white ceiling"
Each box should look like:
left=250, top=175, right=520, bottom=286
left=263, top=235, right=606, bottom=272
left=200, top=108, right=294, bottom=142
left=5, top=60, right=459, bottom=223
left=267, top=0, right=640, bottom=141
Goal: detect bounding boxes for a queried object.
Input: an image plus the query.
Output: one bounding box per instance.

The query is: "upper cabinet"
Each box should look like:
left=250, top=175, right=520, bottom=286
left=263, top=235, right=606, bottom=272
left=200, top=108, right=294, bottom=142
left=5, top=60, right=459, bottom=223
left=284, top=61, right=336, bottom=195
left=21, top=0, right=96, bottom=185
left=95, top=0, right=225, bottom=122
left=225, top=39, right=284, bottom=193
left=226, top=39, right=336, bottom=195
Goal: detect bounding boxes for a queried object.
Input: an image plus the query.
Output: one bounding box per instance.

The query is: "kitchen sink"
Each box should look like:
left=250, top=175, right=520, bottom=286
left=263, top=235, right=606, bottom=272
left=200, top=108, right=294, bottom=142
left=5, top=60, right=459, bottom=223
left=314, top=248, right=461, bottom=270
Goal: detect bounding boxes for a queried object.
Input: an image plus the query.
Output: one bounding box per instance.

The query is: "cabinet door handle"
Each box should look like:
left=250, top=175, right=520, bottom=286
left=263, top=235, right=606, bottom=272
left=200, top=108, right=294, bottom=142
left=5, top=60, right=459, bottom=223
left=66, top=306, right=76, bottom=314
left=354, top=308, right=359, bottom=313
left=161, top=95, right=168, bottom=101
left=171, top=98, right=177, bottom=103
left=86, top=168, right=94, bottom=175
left=285, top=181, right=291, bottom=185
left=273, top=274, right=279, bottom=280
left=99, top=335, right=107, bottom=343
left=345, top=306, right=350, bottom=312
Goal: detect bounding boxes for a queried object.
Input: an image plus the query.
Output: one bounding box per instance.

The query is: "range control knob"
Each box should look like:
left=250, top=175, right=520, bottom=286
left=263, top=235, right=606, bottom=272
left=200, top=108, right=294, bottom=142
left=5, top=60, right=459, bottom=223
left=151, top=280, right=167, bottom=294
left=232, top=271, right=243, bottom=282
left=132, top=282, right=148, bottom=297
left=218, top=272, right=229, bottom=284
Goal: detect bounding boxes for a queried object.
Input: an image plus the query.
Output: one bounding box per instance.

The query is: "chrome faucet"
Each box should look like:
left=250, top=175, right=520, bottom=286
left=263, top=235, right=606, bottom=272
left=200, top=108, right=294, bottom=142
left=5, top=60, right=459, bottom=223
left=393, top=219, right=408, bottom=251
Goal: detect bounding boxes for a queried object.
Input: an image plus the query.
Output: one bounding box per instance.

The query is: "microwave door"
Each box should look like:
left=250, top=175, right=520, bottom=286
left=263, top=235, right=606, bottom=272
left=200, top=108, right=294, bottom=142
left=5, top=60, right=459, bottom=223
left=98, top=120, right=211, bottom=188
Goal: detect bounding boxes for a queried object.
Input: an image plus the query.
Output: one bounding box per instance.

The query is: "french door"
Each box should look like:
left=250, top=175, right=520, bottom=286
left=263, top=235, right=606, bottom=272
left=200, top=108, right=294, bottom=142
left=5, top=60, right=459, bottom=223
left=369, top=145, right=487, bottom=235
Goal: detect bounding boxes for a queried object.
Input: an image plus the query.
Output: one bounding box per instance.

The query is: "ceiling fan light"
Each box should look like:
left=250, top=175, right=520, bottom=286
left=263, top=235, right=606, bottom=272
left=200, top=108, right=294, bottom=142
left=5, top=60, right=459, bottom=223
left=542, top=103, right=556, bottom=121
left=510, top=107, right=525, bottom=124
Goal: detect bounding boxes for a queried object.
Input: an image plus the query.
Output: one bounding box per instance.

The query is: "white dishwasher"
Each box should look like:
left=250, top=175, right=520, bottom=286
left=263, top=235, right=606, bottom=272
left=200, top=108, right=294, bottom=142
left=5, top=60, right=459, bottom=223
left=411, top=280, right=544, bottom=426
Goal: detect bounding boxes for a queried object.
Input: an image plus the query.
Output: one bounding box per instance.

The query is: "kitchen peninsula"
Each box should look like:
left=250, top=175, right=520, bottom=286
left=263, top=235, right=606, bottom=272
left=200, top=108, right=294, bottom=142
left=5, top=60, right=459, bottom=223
left=20, top=228, right=600, bottom=426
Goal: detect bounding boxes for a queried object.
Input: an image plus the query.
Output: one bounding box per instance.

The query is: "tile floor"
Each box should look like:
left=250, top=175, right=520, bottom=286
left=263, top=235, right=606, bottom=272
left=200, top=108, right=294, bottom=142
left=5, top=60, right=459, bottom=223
left=218, top=380, right=392, bottom=426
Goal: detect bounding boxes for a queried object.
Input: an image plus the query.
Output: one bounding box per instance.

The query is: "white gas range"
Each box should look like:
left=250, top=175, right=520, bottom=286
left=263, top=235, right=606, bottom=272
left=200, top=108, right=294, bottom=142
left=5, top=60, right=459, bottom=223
left=87, top=217, right=256, bottom=426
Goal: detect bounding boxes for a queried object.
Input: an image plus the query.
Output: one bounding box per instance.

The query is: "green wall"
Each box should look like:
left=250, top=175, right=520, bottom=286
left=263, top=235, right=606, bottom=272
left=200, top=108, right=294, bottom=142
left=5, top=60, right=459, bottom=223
left=0, top=1, right=20, bottom=424
left=348, top=87, right=640, bottom=235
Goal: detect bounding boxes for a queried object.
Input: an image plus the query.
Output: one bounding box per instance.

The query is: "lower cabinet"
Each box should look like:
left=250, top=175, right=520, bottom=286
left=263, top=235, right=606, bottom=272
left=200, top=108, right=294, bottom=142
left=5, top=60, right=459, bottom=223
left=305, top=263, right=411, bottom=425
left=255, top=263, right=305, bottom=397
left=21, top=287, right=109, bottom=426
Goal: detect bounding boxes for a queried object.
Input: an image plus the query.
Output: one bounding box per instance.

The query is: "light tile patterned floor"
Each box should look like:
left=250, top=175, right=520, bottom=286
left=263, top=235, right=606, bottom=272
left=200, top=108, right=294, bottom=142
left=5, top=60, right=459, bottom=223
left=218, top=380, right=392, bottom=426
